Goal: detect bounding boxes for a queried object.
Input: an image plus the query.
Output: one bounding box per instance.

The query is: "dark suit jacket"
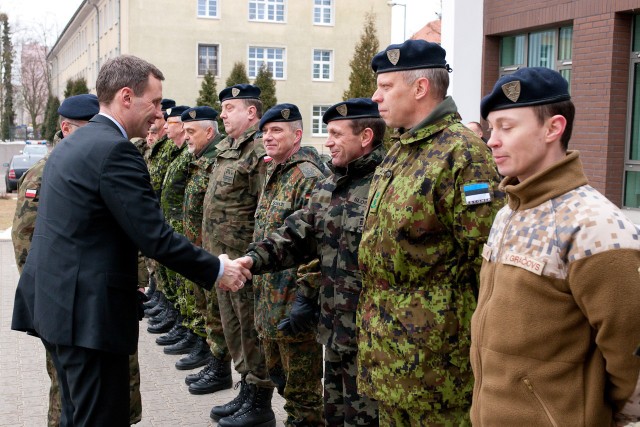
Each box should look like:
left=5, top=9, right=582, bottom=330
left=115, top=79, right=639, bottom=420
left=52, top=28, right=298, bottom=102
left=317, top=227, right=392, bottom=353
left=12, top=114, right=220, bottom=355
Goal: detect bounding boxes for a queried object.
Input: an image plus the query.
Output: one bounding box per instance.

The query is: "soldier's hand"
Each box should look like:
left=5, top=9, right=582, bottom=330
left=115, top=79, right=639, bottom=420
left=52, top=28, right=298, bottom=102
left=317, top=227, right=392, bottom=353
left=217, top=254, right=252, bottom=292
left=277, top=291, right=319, bottom=336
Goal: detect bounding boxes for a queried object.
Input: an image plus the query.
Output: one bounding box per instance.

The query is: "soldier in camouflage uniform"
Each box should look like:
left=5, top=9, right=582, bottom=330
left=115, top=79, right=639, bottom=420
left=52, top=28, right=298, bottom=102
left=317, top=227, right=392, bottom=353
left=356, top=40, right=504, bottom=426
left=250, top=103, right=326, bottom=426
left=243, top=98, right=385, bottom=426
left=11, top=94, right=143, bottom=425
left=203, top=84, right=273, bottom=427
left=174, top=107, right=231, bottom=394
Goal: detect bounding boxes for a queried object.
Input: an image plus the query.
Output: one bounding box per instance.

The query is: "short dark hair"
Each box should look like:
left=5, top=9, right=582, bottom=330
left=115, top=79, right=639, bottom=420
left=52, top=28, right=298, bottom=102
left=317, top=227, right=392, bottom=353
left=531, top=100, right=575, bottom=150
left=243, top=99, right=263, bottom=118
left=96, top=55, right=164, bottom=104
left=349, top=117, right=387, bottom=143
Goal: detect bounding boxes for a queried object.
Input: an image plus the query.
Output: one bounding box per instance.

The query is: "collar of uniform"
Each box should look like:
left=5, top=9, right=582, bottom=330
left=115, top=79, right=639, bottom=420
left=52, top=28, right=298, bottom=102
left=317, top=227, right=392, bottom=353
left=217, top=124, right=259, bottom=153
left=502, top=150, right=588, bottom=211
left=196, top=133, right=222, bottom=160
left=399, top=96, right=460, bottom=145
left=333, top=141, right=385, bottom=179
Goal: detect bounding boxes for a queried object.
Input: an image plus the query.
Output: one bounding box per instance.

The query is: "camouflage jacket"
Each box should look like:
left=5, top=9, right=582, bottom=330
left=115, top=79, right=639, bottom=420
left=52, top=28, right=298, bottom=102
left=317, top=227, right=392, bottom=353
left=357, top=96, right=505, bottom=413
left=183, top=135, right=222, bottom=246
left=202, top=124, right=267, bottom=258
left=147, top=135, right=180, bottom=199
left=248, top=143, right=385, bottom=352
left=252, top=146, right=326, bottom=341
left=132, top=137, right=149, bottom=158
left=160, top=144, right=190, bottom=226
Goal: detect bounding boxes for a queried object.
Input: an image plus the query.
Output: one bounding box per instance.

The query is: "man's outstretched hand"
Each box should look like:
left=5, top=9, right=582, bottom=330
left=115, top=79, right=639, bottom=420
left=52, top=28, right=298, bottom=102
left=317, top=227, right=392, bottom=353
left=217, top=254, right=253, bottom=292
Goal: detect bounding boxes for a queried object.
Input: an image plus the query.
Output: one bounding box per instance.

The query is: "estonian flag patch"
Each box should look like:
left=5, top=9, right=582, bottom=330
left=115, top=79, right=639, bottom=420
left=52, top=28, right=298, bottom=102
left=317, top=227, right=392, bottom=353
left=462, top=182, right=491, bottom=205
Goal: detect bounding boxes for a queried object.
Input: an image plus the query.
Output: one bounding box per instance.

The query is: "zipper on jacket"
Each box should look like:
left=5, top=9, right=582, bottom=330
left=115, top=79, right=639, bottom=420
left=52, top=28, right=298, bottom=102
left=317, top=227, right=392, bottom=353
left=522, top=378, right=559, bottom=427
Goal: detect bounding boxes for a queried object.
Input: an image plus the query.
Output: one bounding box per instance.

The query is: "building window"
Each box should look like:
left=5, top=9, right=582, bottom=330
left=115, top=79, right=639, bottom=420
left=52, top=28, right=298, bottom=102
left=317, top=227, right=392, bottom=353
left=312, top=105, right=330, bottom=136
left=198, top=44, right=219, bottom=76
left=312, top=49, right=332, bottom=80
left=623, top=16, right=640, bottom=208
left=248, top=47, right=285, bottom=79
left=249, top=0, right=285, bottom=23
left=198, top=0, right=218, bottom=18
left=313, top=0, right=333, bottom=25
left=499, top=26, right=573, bottom=88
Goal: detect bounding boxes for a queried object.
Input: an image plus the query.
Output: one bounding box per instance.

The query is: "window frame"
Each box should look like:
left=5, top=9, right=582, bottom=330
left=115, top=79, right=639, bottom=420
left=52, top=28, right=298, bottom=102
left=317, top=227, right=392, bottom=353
left=313, top=0, right=334, bottom=26
left=312, top=48, right=333, bottom=81
left=311, top=105, right=330, bottom=136
left=248, top=46, right=286, bottom=80
left=197, top=0, right=219, bottom=18
left=197, top=43, right=220, bottom=77
left=622, top=16, right=640, bottom=209
left=248, top=0, right=286, bottom=23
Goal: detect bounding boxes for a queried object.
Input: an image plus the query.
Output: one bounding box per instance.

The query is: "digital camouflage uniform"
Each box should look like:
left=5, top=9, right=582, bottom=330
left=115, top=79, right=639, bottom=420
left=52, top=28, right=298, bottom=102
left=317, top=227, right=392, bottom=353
left=11, top=131, right=143, bottom=426
left=158, top=144, right=190, bottom=304
left=252, top=146, right=326, bottom=426
left=248, top=143, right=386, bottom=427
left=181, top=134, right=227, bottom=361
left=202, top=123, right=270, bottom=387
left=357, top=97, right=505, bottom=426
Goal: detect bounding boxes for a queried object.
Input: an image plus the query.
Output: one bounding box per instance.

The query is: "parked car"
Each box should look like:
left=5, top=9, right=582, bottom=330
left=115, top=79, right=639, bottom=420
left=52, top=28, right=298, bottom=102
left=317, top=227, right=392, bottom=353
left=4, top=154, right=44, bottom=193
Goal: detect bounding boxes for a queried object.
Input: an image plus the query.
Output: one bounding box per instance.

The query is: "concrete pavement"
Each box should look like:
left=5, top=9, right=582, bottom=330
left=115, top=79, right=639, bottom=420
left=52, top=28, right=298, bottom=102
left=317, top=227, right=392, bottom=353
left=0, top=239, right=287, bottom=426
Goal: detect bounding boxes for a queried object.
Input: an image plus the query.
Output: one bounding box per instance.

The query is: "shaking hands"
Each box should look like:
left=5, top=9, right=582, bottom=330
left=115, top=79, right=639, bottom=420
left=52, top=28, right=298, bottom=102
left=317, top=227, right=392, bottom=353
left=217, top=254, right=254, bottom=292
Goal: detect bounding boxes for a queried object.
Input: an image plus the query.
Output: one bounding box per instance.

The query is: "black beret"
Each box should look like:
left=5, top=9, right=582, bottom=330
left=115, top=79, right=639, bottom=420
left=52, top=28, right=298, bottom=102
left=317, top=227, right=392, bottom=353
left=161, top=99, right=176, bottom=111
left=57, top=94, right=99, bottom=121
left=480, top=67, right=571, bottom=119
left=164, top=105, right=190, bottom=120
left=258, top=103, right=302, bottom=130
left=371, top=39, right=451, bottom=74
left=323, top=98, right=380, bottom=124
left=180, top=106, right=219, bottom=122
left=219, top=84, right=261, bottom=103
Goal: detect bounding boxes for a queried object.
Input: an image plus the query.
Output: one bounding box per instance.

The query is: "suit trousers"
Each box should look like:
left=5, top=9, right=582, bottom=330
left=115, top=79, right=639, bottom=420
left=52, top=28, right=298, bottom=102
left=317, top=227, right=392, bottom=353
left=42, top=339, right=129, bottom=427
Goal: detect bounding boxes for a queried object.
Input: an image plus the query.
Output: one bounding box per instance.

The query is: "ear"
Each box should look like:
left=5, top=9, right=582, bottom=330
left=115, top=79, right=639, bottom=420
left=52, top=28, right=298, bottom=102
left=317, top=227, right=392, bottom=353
left=120, top=87, right=134, bottom=108
left=360, top=127, right=374, bottom=149
left=415, top=77, right=430, bottom=101
left=294, top=128, right=303, bottom=144
left=247, top=105, right=257, bottom=120
left=206, top=125, right=215, bottom=140
left=545, top=115, right=567, bottom=144
left=60, top=120, right=72, bottom=137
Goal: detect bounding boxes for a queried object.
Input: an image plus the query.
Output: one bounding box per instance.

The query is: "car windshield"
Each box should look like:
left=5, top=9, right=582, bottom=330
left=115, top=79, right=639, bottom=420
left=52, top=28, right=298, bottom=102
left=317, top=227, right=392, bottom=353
left=22, top=145, right=48, bottom=156
left=11, top=155, right=42, bottom=169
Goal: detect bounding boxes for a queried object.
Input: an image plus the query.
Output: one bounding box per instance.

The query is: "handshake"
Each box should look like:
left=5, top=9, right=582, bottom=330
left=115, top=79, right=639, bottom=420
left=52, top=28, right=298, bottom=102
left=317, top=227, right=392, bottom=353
left=217, top=254, right=255, bottom=292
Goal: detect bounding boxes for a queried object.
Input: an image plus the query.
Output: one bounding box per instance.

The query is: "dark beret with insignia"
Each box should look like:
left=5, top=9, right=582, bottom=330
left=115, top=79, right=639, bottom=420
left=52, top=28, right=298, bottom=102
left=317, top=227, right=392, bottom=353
left=57, top=94, right=99, bottom=121
left=164, top=105, right=190, bottom=120
left=323, top=98, right=380, bottom=124
left=161, top=99, right=176, bottom=111
left=219, top=84, right=261, bottom=103
left=259, top=103, right=302, bottom=130
left=180, top=106, right=219, bottom=122
left=481, top=67, right=571, bottom=119
left=371, top=39, right=451, bottom=74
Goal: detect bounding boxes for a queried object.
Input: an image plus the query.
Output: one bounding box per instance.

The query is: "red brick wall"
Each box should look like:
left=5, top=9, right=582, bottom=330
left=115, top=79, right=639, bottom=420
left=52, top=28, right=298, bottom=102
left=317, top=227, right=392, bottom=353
left=482, top=0, right=639, bottom=205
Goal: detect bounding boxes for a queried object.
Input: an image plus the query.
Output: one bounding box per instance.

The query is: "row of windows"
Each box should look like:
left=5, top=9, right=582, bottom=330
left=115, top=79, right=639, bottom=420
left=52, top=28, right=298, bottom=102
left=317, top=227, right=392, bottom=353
left=198, top=44, right=333, bottom=81
left=197, top=0, right=334, bottom=25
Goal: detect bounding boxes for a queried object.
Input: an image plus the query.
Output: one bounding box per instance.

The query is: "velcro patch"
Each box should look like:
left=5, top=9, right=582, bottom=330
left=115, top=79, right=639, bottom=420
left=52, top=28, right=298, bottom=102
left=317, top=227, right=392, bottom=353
left=223, top=168, right=235, bottom=184
left=297, top=163, right=320, bottom=179
left=502, top=251, right=545, bottom=276
left=271, top=200, right=292, bottom=210
left=25, top=188, right=37, bottom=199
left=462, top=182, right=492, bottom=205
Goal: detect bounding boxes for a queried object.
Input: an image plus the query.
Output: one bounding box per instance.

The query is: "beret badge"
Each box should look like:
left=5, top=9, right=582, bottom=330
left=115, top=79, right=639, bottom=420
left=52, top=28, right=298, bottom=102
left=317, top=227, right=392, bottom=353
left=502, top=81, right=521, bottom=103
left=281, top=109, right=290, bottom=120
left=386, top=49, right=400, bottom=65
left=189, top=110, right=197, bottom=119
left=336, top=104, right=348, bottom=117
left=166, top=108, right=172, bottom=116
left=232, top=88, right=241, bottom=97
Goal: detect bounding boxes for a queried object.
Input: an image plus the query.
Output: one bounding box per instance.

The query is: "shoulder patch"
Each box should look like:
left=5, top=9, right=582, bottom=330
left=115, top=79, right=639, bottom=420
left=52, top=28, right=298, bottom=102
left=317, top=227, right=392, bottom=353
left=461, top=182, right=492, bottom=205
left=25, top=188, right=37, bottom=199
left=297, top=162, right=322, bottom=179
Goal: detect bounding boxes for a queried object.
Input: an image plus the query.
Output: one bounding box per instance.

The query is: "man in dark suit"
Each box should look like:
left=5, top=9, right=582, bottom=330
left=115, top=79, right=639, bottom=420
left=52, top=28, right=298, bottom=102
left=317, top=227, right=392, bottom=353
left=11, top=55, right=251, bottom=427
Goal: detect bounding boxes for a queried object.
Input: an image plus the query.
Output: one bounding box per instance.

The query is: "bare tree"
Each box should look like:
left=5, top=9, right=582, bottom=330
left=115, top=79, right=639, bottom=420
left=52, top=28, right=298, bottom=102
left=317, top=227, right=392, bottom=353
left=20, top=42, right=48, bottom=136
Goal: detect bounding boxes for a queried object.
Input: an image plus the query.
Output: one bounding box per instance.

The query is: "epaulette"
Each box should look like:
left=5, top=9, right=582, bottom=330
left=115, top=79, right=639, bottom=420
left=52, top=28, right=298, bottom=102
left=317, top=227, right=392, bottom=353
left=297, top=162, right=322, bottom=179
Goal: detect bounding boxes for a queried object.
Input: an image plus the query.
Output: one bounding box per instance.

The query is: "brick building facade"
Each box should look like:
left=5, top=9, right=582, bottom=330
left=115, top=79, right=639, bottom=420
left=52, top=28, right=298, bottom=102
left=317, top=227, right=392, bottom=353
left=482, top=0, right=640, bottom=219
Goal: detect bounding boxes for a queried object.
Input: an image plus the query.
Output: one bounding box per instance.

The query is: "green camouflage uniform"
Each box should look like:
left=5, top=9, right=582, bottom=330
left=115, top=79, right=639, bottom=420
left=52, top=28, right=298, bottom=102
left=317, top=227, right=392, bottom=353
left=158, top=144, right=190, bottom=304
left=252, top=146, right=326, bottom=426
left=180, top=135, right=227, bottom=361
left=357, top=96, right=505, bottom=425
left=248, top=143, right=386, bottom=426
left=202, top=123, right=270, bottom=386
left=11, top=131, right=143, bottom=426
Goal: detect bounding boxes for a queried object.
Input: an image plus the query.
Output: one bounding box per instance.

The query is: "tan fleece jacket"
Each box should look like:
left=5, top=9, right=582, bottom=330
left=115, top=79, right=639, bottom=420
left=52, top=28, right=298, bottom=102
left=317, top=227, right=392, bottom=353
left=471, top=151, right=640, bottom=426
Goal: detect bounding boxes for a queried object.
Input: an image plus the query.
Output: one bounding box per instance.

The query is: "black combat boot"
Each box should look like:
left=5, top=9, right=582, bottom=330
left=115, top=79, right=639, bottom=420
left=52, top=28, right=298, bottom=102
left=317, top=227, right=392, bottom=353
left=175, top=337, right=211, bottom=370
left=217, top=385, right=276, bottom=427
left=143, top=289, right=160, bottom=309
left=155, top=316, right=187, bottom=345
left=210, top=379, right=250, bottom=421
left=144, top=275, right=156, bottom=299
left=187, top=356, right=232, bottom=394
left=185, top=358, right=213, bottom=385
left=145, top=294, right=167, bottom=318
left=147, top=306, right=177, bottom=333
left=163, top=330, right=198, bottom=355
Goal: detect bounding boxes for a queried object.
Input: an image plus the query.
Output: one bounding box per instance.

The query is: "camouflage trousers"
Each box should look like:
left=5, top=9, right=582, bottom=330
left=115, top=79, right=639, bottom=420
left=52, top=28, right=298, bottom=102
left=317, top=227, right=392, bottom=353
left=137, top=252, right=149, bottom=290
left=203, top=287, right=231, bottom=360
left=324, top=347, right=378, bottom=427
left=378, top=402, right=471, bottom=427
left=155, top=217, right=185, bottom=303
left=216, top=283, right=270, bottom=386
left=178, top=278, right=206, bottom=337
left=263, top=338, right=324, bottom=426
left=46, top=349, right=142, bottom=425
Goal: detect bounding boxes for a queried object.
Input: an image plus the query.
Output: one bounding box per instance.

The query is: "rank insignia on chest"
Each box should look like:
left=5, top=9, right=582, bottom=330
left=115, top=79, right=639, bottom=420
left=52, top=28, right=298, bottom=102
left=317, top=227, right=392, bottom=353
left=25, top=188, right=37, bottom=199
left=462, top=182, right=492, bottom=205
left=223, top=168, right=235, bottom=184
